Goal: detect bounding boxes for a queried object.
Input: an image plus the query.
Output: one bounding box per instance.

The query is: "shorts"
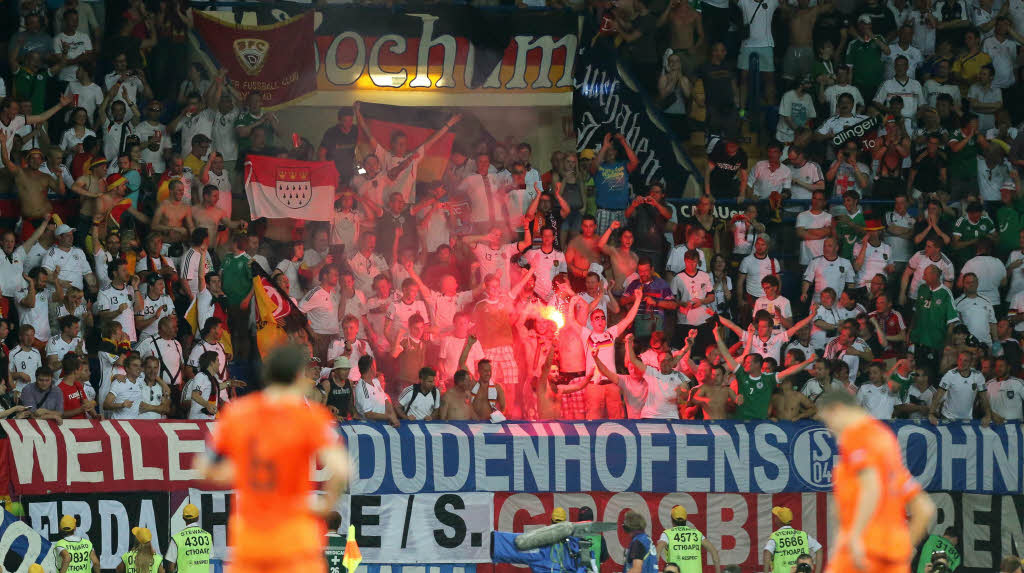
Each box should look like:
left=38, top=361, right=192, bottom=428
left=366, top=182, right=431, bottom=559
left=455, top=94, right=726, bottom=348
left=19, top=217, right=46, bottom=241
left=782, top=45, right=815, bottom=79
left=826, top=550, right=909, bottom=573
left=557, top=372, right=586, bottom=420
left=595, top=208, right=626, bottom=235
left=738, top=45, right=776, bottom=72
left=228, top=555, right=325, bottom=573
left=484, top=345, right=519, bottom=386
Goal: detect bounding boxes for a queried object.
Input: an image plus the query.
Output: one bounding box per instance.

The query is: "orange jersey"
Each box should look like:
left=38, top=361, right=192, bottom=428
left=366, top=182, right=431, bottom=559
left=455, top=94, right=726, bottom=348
left=209, top=393, right=338, bottom=562
left=832, top=416, right=922, bottom=565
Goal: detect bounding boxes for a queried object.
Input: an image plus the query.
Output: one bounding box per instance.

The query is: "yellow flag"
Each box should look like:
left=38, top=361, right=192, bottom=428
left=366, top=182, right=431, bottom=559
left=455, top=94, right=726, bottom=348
left=342, top=525, right=362, bottom=572
left=252, top=275, right=287, bottom=357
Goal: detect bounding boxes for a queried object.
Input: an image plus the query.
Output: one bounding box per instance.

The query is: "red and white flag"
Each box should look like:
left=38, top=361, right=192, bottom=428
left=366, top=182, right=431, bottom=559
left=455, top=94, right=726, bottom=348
left=244, top=155, right=338, bottom=221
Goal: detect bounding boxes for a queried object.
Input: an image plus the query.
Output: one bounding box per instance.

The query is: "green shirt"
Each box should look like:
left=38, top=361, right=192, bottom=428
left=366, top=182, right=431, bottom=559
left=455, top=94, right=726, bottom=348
left=837, top=208, right=865, bottom=260
left=915, top=535, right=961, bottom=573
left=948, top=129, right=979, bottom=179
left=221, top=252, right=253, bottom=307
left=911, top=284, right=957, bottom=349
left=845, top=36, right=885, bottom=87
left=952, top=214, right=995, bottom=261
left=996, top=202, right=1024, bottom=256
left=733, top=367, right=777, bottom=420
left=234, top=111, right=274, bottom=154
left=889, top=371, right=913, bottom=400
left=13, top=67, right=49, bottom=114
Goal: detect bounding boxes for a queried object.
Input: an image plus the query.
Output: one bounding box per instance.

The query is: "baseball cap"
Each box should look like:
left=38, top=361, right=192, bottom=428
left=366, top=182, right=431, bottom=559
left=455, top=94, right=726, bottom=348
left=331, top=356, right=352, bottom=371
left=28, top=565, right=44, bottom=573
left=183, top=503, right=200, bottom=519
left=671, top=505, right=688, bottom=521
left=551, top=507, right=568, bottom=523
left=857, top=14, right=872, bottom=23
left=772, top=506, right=794, bottom=524
left=864, top=219, right=884, bottom=231
left=55, top=224, right=74, bottom=236
left=59, top=514, right=77, bottom=532
left=579, top=149, right=596, bottom=160
left=132, top=526, right=152, bottom=544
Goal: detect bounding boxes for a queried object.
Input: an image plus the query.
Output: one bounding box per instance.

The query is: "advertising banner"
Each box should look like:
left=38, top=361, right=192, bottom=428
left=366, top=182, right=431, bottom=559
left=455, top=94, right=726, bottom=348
left=2, top=420, right=1021, bottom=496
left=573, top=42, right=698, bottom=196
left=21, top=492, right=170, bottom=570
left=191, top=4, right=576, bottom=107
left=193, top=10, right=318, bottom=108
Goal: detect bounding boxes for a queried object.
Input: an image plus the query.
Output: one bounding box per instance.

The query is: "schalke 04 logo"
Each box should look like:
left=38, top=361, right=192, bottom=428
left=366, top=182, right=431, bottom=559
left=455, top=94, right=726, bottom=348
left=789, top=426, right=837, bottom=490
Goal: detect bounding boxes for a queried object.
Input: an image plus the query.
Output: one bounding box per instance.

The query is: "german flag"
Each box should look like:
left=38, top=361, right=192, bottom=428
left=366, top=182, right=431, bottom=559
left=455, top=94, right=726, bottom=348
left=354, top=102, right=457, bottom=184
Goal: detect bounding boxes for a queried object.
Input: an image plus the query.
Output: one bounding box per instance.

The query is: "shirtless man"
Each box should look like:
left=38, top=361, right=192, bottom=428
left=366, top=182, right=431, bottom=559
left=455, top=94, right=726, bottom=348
left=0, top=139, right=64, bottom=238
left=529, top=342, right=559, bottom=421
left=565, top=215, right=602, bottom=291
left=554, top=283, right=594, bottom=402
left=597, top=220, right=639, bottom=291
left=783, top=0, right=832, bottom=81
left=689, top=362, right=741, bottom=420
left=152, top=179, right=194, bottom=243
left=193, top=185, right=244, bottom=249
left=658, top=0, right=704, bottom=75
left=95, top=173, right=148, bottom=232
left=440, top=369, right=475, bottom=421
left=459, top=335, right=506, bottom=420
left=770, top=368, right=819, bottom=421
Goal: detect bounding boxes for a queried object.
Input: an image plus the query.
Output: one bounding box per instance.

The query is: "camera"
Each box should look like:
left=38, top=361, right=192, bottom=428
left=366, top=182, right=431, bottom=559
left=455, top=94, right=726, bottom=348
left=796, top=564, right=813, bottom=573
left=931, top=551, right=951, bottom=573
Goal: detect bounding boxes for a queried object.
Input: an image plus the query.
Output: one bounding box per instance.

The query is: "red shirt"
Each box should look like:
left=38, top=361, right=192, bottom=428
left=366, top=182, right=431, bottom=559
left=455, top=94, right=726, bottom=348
left=71, top=152, right=93, bottom=179
left=58, top=380, right=88, bottom=419
left=868, top=309, right=906, bottom=358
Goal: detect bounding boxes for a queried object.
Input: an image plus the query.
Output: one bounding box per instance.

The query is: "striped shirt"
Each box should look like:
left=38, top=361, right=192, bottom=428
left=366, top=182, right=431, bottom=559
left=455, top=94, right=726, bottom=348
left=180, top=248, right=214, bottom=297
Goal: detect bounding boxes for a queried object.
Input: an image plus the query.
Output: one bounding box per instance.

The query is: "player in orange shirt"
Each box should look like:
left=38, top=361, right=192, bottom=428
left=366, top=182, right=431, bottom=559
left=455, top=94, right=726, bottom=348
left=816, top=391, right=936, bottom=573
left=196, top=344, right=350, bottom=573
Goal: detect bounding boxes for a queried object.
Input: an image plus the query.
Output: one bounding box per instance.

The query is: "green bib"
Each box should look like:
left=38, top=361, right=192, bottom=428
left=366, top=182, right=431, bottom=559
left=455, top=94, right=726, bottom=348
left=55, top=538, right=94, bottom=573
left=325, top=533, right=346, bottom=573
left=171, top=525, right=213, bottom=573
left=769, top=528, right=809, bottom=573
left=915, top=535, right=962, bottom=573
left=663, top=525, right=703, bottom=573
left=121, top=549, right=163, bottom=573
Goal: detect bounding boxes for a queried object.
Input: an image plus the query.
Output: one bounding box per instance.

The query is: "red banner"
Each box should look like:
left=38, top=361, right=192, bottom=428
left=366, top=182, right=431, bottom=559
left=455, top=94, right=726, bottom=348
left=490, top=492, right=836, bottom=573
left=1, top=419, right=211, bottom=495
left=192, top=10, right=317, bottom=107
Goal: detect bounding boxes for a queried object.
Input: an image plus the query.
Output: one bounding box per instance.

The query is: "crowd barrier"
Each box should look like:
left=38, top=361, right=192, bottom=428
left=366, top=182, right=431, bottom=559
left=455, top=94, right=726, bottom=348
left=0, top=420, right=1020, bottom=573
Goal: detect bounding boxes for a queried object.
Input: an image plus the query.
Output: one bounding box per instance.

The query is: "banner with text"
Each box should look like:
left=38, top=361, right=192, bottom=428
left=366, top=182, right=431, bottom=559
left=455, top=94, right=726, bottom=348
left=2, top=420, right=1021, bottom=496
left=192, top=4, right=576, bottom=107
left=574, top=42, right=698, bottom=196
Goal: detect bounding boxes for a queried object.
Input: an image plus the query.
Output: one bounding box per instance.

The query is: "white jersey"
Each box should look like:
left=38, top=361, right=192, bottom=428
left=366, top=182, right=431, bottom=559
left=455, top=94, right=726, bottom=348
left=738, top=254, right=781, bottom=298
left=582, top=324, right=623, bottom=381
left=986, top=377, right=1024, bottom=421
left=640, top=367, right=689, bottom=419
left=802, top=256, right=856, bottom=302
left=299, top=286, right=340, bottom=336
left=960, top=255, right=1007, bottom=306
left=95, top=284, right=137, bottom=342
left=9, top=346, right=42, bottom=391
left=742, top=330, right=790, bottom=363
left=188, top=340, right=227, bottom=381
left=753, top=296, right=793, bottom=329
left=106, top=375, right=143, bottom=420
left=15, top=287, right=51, bottom=341
left=41, top=246, right=91, bottom=290
left=954, top=295, right=996, bottom=345
left=473, top=242, right=521, bottom=290
left=883, top=210, right=915, bottom=262
left=670, top=270, right=714, bottom=326
left=45, top=335, right=82, bottom=362
left=938, top=368, right=986, bottom=420
left=137, top=294, right=174, bottom=340
left=137, top=335, right=185, bottom=387
left=857, top=382, right=899, bottom=419
left=137, top=380, right=168, bottom=420
left=906, top=251, right=955, bottom=298
left=523, top=247, right=568, bottom=301
left=795, top=210, right=833, bottom=264
left=852, top=241, right=893, bottom=287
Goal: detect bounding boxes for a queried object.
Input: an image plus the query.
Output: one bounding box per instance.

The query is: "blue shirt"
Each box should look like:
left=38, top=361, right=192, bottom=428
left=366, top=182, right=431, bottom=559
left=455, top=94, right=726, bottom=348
left=623, top=532, right=657, bottom=573
left=594, top=160, right=630, bottom=210
left=623, top=277, right=673, bottom=318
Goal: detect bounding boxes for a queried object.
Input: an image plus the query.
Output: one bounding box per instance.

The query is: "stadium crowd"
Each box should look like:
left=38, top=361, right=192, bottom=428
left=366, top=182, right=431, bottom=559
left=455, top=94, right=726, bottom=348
left=0, top=0, right=1020, bottom=432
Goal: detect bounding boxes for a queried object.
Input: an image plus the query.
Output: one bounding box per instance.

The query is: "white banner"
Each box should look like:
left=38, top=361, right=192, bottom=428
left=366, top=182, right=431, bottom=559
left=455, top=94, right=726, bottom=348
left=334, top=493, right=494, bottom=564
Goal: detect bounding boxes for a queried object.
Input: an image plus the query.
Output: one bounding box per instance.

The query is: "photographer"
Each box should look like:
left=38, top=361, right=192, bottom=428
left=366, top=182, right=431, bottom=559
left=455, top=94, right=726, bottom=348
left=916, top=528, right=961, bottom=573
left=790, top=554, right=814, bottom=573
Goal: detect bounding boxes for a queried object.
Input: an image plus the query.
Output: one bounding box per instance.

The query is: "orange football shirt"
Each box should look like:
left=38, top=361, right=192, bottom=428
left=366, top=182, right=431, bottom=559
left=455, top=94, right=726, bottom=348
left=832, top=416, right=922, bottom=566
left=210, top=393, right=338, bottom=563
